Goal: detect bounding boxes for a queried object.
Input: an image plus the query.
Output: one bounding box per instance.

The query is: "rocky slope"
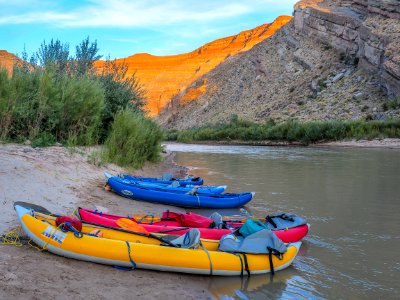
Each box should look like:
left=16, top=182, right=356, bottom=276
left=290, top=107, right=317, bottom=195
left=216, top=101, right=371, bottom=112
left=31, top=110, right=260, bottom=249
left=0, top=50, right=23, bottom=75
left=159, top=0, right=400, bottom=130
left=95, top=16, right=292, bottom=116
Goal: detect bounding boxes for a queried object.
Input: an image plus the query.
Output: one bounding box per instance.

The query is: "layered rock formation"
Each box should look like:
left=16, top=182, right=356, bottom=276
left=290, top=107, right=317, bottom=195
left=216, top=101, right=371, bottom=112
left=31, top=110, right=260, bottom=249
left=295, top=0, right=400, bottom=97
left=95, top=16, right=292, bottom=116
left=159, top=0, right=400, bottom=129
left=0, top=50, right=22, bottom=75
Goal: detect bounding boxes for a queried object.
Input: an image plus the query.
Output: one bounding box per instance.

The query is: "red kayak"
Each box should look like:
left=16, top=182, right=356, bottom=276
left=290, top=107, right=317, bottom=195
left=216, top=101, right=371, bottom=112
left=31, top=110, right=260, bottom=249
left=77, top=208, right=309, bottom=243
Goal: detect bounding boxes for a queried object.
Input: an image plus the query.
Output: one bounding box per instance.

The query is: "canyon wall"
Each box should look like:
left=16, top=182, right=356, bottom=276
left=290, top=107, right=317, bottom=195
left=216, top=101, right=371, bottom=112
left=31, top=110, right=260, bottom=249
left=95, top=16, right=292, bottom=116
left=294, top=0, right=400, bottom=98
left=159, top=0, right=400, bottom=129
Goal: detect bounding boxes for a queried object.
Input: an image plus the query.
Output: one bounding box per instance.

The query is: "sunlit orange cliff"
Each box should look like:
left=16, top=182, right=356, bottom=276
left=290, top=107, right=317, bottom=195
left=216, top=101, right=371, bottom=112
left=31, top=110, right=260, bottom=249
left=95, top=16, right=292, bottom=116
left=0, top=50, right=23, bottom=75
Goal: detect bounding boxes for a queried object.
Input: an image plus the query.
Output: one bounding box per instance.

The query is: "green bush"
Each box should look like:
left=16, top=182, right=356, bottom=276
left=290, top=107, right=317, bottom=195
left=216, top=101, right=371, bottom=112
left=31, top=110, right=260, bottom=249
left=166, top=117, right=400, bottom=144
left=97, top=59, right=144, bottom=142
left=103, top=109, right=164, bottom=169
left=0, top=67, right=105, bottom=145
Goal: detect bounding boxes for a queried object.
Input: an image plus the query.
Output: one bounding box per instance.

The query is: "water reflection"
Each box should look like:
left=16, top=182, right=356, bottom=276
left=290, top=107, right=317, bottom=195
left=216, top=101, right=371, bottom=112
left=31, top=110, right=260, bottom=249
left=166, top=143, right=400, bottom=299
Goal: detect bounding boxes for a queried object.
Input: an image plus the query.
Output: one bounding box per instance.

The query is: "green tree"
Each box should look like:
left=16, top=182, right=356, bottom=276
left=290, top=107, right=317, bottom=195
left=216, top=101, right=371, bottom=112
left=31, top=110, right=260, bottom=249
left=35, top=39, right=70, bottom=74
left=97, top=58, right=144, bottom=141
left=74, top=36, right=102, bottom=76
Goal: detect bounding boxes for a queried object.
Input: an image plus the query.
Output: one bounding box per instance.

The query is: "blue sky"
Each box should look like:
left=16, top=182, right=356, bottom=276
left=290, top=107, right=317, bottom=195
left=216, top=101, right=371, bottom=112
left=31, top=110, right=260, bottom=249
left=0, top=0, right=298, bottom=59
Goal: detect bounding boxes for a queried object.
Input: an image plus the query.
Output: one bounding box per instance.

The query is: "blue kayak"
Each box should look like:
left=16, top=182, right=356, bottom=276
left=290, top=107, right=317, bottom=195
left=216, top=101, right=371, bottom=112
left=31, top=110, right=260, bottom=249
left=120, top=173, right=204, bottom=186
left=106, top=176, right=254, bottom=208
left=104, top=173, right=225, bottom=194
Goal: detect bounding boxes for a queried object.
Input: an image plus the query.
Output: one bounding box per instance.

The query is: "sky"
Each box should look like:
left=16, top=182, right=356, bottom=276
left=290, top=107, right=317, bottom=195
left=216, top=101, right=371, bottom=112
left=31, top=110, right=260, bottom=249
left=0, top=0, right=298, bottom=59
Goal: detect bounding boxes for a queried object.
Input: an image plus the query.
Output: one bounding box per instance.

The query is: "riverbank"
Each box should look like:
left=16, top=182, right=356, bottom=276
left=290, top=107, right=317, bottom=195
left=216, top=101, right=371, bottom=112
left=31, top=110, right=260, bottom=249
left=165, top=138, right=400, bottom=149
left=0, top=144, right=211, bottom=299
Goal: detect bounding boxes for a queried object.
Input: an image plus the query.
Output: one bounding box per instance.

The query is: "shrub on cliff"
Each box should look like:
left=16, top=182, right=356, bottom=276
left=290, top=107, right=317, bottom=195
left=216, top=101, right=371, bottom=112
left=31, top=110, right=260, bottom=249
left=103, top=109, right=164, bottom=169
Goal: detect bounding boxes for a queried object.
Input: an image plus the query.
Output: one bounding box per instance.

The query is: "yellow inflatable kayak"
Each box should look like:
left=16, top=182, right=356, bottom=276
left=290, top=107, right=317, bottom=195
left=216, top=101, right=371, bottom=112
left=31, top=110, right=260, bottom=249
left=32, top=209, right=221, bottom=251
left=15, top=204, right=301, bottom=276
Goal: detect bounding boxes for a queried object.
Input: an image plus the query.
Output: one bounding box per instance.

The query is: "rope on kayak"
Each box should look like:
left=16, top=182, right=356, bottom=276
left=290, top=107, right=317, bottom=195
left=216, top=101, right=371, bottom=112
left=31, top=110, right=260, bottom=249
left=125, top=241, right=137, bottom=270
left=70, top=207, right=78, bottom=218
left=0, top=226, right=24, bottom=247
left=196, top=194, right=200, bottom=207
left=233, top=253, right=244, bottom=277
left=200, top=241, right=213, bottom=275
left=231, top=253, right=249, bottom=277
left=59, top=222, right=83, bottom=238
left=137, top=214, right=155, bottom=224
left=94, top=210, right=103, bottom=216
left=31, top=223, right=63, bottom=252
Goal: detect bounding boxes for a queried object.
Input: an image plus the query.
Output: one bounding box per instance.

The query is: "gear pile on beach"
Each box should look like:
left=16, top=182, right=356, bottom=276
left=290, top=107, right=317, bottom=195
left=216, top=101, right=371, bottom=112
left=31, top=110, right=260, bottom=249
left=10, top=172, right=309, bottom=276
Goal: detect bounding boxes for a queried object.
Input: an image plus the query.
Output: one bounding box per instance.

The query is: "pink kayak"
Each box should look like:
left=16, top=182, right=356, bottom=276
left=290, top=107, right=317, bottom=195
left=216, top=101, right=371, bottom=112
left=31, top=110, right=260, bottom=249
left=77, top=208, right=309, bottom=243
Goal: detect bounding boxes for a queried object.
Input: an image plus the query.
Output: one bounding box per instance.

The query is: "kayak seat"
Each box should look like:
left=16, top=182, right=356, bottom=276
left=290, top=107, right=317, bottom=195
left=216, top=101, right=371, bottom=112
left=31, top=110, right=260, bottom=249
left=209, top=212, right=223, bottom=228
left=169, top=181, right=180, bottom=188
left=169, top=228, right=201, bottom=249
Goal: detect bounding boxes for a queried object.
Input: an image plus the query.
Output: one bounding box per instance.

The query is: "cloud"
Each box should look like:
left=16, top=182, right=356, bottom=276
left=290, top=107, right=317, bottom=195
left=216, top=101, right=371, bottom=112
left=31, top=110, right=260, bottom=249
left=0, top=11, right=72, bottom=25
left=0, top=0, right=297, bottom=28
left=109, top=38, right=140, bottom=44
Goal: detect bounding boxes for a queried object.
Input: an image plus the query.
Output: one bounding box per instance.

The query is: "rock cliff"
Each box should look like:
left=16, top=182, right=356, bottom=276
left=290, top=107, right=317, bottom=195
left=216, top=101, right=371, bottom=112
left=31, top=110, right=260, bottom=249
left=159, top=0, right=400, bottom=130
left=295, top=0, right=400, bottom=97
left=0, top=50, right=23, bottom=75
left=95, top=16, right=292, bottom=116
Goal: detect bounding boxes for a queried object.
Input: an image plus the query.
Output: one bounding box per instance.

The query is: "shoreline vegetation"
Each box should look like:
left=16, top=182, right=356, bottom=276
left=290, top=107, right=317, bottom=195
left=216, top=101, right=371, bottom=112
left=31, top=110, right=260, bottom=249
left=166, top=115, right=400, bottom=147
left=0, top=37, right=164, bottom=170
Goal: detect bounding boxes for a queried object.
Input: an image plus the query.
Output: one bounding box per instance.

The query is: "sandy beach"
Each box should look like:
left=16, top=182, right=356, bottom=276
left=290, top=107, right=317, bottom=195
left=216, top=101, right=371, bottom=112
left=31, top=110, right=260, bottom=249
left=0, top=144, right=212, bottom=300
left=1, top=139, right=399, bottom=299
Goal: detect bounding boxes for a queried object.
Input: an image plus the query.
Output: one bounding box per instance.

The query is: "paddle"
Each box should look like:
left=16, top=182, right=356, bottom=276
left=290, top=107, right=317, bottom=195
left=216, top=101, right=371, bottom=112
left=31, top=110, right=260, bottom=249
left=116, top=218, right=149, bottom=234
left=116, top=218, right=179, bottom=248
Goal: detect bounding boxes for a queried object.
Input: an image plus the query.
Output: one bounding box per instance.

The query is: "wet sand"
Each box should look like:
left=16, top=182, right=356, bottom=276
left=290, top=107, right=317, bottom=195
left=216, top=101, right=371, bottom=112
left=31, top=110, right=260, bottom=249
left=316, top=138, right=400, bottom=149
left=0, top=144, right=212, bottom=299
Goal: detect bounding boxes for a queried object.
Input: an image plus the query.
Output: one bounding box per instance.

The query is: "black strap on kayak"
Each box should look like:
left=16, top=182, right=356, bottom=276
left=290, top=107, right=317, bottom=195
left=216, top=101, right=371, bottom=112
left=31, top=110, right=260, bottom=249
left=267, top=247, right=284, bottom=276
left=160, top=210, right=178, bottom=222
left=265, top=216, right=277, bottom=229
left=220, top=221, right=229, bottom=229
left=242, top=253, right=250, bottom=277
left=267, top=247, right=275, bottom=276
left=276, top=213, right=294, bottom=222
left=234, top=253, right=244, bottom=277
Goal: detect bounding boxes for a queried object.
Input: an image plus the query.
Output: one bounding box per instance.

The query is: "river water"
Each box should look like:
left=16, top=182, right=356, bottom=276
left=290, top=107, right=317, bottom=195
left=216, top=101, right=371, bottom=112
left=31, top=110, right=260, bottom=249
left=165, top=143, right=400, bottom=300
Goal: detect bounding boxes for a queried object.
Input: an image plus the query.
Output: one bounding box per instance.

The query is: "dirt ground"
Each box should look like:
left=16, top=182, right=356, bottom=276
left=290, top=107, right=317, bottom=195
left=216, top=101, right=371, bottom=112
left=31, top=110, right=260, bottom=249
left=0, top=144, right=212, bottom=300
